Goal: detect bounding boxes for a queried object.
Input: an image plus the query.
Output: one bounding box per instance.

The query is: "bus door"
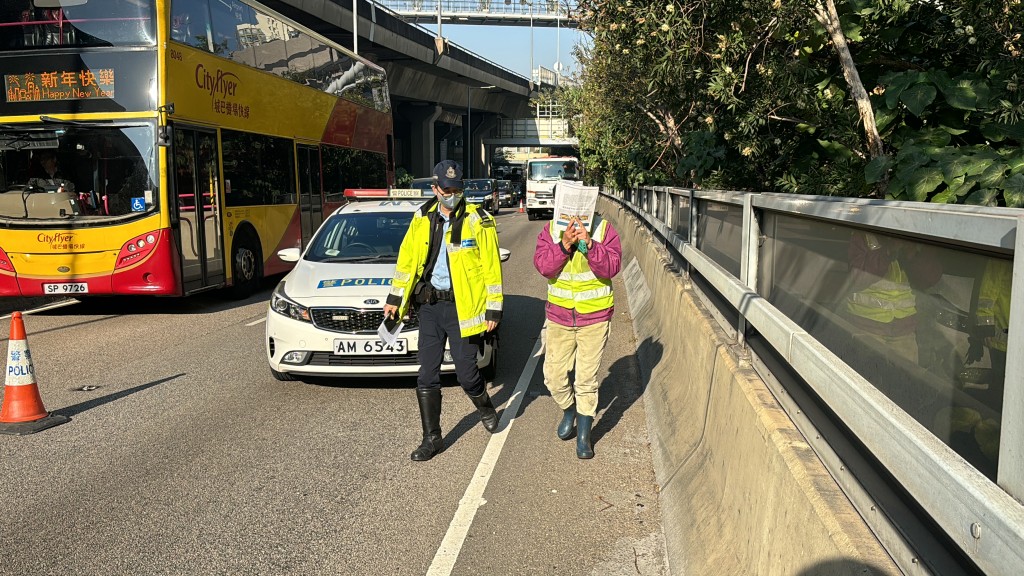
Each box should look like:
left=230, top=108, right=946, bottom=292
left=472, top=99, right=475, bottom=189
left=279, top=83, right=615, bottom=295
left=172, top=126, right=225, bottom=292
left=296, top=144, right=323, bottom=248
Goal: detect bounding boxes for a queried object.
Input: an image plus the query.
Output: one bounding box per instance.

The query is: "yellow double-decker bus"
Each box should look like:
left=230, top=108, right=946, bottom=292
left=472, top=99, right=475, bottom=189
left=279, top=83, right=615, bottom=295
left=0, top=0, right=394, bottom=298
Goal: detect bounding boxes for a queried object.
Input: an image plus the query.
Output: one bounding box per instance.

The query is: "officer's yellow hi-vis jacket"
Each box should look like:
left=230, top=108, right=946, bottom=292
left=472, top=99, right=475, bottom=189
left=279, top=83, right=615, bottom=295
left=387, top=199, right=503, bottom=337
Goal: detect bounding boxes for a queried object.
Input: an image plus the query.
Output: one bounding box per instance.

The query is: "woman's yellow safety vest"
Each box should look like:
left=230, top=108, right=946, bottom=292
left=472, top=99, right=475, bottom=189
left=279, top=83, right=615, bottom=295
left=547, top=219, right=614, bottom=314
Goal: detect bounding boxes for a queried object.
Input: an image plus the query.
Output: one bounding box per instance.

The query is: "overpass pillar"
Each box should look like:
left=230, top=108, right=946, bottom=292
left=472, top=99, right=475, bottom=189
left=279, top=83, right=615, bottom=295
left=470, top=114, right=500, bottom=179
left=407, top=104, right=444, bottom=177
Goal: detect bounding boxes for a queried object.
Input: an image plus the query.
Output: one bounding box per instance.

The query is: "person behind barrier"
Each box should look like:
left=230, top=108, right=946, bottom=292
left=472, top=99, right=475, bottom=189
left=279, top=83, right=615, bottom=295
left=843, top=231, right=941, bottom=364
left=534, top=214, right=622, bottom=459
left=383, top=160, right=504, bottom=462
left=960, top=257, right=1010, bottom=470
left=965, top=257, right=1011, bottom=406
left=28, top=149, right=75, bottom=194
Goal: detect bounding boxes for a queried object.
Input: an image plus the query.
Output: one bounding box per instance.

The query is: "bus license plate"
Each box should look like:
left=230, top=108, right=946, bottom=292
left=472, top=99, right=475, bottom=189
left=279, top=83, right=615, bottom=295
left=42, top=282, right=89, bottom=294
left=333, top=339, right=407, bottom=355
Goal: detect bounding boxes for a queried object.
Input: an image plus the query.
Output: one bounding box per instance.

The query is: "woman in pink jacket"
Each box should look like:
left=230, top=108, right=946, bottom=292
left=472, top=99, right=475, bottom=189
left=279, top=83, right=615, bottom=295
left=534, top=215, right=622, bottom=458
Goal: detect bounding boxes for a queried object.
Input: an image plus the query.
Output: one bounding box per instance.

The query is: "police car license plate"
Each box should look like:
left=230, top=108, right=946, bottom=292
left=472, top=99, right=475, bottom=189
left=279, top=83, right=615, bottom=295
left=333, top=339, right=407, bottom=355
left=42, top=282, right=88, bottom=294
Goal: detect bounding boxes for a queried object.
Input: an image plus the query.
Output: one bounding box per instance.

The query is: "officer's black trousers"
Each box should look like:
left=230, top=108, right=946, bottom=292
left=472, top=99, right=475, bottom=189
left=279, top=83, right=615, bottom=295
left=416, top=299, right=485, bottom=396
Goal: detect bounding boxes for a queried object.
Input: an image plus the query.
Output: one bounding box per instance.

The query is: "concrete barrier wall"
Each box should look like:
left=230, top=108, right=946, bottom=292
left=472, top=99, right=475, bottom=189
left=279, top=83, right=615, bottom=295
left=598, top=198, right=901, bottom=576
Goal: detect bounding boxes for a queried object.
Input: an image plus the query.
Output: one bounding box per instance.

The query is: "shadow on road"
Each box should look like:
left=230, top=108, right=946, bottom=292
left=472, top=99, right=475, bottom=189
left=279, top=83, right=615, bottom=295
left=592, top=337, right=663, bottom=444
left=443, top=293, right=546, bottom=448
left=54, top=373, right=187, bottom=419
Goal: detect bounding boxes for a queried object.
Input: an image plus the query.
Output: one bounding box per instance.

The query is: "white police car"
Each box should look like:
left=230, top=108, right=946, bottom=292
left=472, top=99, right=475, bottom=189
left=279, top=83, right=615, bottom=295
left=265, top=196, right=507, bottom=380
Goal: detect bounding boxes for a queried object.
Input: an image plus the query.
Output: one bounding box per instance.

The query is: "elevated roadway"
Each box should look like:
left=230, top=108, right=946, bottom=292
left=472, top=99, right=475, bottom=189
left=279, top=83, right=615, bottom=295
left=263, top=0, right=549, bottom=178
left=380, top=0, right=579, bottom=28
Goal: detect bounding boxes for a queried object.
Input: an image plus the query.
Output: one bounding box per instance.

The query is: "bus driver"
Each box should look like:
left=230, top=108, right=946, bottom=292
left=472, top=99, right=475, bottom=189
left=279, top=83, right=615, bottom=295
left=28, top=150, right=75, bottom=194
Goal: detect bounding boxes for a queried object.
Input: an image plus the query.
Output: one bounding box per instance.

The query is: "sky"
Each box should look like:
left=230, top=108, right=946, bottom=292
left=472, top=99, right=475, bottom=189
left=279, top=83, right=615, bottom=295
left=418, top=23, right=589, bottom=80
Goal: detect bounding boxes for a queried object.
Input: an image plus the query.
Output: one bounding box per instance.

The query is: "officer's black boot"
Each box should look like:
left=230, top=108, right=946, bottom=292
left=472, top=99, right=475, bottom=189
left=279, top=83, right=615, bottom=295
left=576, top=415, right=595, bottom=459
left=556, top=405, right=577, bottom=440
left=411, top=388, right=444, bottom=461
left=469, top=391, right=499, bottom=433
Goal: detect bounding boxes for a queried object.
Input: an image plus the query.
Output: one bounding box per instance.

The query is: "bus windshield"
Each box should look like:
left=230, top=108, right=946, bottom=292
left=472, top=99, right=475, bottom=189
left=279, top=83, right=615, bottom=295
left=0, top=1, right=156, bottom=50
left=0, top=123, right=157, bottom=221
left=528, top=160, right=578, bottom=182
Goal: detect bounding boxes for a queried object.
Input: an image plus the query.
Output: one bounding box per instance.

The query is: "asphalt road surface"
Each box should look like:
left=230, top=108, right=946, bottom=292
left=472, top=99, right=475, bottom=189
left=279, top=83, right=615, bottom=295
left=0, top=208, right=666, bottom=576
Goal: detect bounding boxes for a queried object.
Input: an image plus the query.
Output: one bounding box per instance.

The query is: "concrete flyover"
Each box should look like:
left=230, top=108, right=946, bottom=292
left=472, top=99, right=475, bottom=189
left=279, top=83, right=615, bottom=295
left=261, top=0, right=535, bottom=178
left=597, top=195, right=901, bottom=575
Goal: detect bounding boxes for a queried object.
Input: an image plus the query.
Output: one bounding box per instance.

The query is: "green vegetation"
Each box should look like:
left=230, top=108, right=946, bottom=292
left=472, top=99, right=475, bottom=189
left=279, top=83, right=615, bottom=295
left=565, top=0, right=1023, bottom=205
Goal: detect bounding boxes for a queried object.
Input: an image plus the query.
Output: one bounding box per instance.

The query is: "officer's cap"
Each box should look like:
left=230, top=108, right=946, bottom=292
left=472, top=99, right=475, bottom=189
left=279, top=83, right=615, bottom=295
left=432, top=160, right=463, bottom=190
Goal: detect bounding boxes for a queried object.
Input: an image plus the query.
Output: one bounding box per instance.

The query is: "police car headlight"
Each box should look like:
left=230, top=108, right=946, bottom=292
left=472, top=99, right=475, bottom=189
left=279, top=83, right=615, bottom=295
left=271, top=282, right=311, bottom=322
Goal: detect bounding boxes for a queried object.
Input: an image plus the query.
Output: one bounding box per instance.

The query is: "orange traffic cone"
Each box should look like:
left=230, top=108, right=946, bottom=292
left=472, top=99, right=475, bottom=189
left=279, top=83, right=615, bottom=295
left=0, top=312, right=68, bottom=435
left=519, top=200, right=525, bottom=213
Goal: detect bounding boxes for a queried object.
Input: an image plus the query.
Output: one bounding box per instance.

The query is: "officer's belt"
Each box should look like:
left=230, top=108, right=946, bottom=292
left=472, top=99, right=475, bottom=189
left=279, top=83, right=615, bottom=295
left=423, top=285, right=454, bottom=303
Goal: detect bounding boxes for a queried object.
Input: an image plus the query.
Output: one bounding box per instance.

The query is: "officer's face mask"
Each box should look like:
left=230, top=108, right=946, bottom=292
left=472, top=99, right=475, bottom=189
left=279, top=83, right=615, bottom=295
left=436, top=188, right=462, bottom=210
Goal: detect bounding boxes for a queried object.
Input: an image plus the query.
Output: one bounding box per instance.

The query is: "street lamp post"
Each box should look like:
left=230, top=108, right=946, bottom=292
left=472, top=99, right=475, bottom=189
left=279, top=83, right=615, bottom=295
left=528, top=0, right=534, bottom=88
left=505, top=0, right=534, bottom=88
left=555, top=3, right=561, bottom=84
left=352, top=0, right=358, bottom=54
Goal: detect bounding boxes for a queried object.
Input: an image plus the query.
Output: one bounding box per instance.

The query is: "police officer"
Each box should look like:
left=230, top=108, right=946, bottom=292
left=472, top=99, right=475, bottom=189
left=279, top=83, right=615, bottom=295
left=384, top=160, right=504, bottom=461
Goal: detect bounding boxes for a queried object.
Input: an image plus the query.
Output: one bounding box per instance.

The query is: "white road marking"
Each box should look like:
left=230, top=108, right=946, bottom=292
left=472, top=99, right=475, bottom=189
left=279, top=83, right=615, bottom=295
left=426, top=338, right=543, bottom=576
left=245, top=318, right=266, bottom=327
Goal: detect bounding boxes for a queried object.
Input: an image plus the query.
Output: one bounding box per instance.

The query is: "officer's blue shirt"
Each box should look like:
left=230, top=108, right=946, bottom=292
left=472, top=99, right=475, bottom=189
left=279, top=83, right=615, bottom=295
left=430, top=210, right=452, bottom=290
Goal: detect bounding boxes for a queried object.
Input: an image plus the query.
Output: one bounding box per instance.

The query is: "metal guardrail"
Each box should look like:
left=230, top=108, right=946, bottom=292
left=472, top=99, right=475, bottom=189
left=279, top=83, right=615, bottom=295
left=604, top=186, right=1024, bottom=575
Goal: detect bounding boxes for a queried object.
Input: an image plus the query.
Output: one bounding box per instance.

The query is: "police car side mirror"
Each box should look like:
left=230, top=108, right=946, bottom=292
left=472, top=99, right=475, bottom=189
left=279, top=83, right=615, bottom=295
left=499, top=248, right=511, bottom=262
left=277, top=248, right=301, bottom=262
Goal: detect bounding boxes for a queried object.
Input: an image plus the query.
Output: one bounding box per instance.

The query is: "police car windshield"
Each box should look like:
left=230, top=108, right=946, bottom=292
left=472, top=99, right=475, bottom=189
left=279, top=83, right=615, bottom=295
left=305, top=212, right=412, bottom=263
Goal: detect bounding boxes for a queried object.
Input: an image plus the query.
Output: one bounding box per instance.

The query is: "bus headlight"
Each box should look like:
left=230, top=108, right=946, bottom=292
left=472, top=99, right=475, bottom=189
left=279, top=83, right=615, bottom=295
left=271, top=282, right=311, bottom=322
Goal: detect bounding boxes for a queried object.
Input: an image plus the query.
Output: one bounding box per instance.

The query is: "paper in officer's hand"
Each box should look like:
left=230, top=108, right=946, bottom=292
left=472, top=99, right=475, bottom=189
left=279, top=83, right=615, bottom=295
left=378, top=314, right=404, bottom=347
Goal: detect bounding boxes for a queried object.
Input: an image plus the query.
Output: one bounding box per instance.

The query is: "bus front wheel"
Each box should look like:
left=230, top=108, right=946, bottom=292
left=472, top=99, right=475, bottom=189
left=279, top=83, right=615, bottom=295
left=230, top=231, right=263, bottom=299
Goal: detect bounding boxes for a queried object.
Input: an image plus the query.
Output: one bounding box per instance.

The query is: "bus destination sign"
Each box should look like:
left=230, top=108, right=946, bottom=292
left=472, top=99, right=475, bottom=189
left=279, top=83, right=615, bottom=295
left=5, top=69, right=116, bottom=103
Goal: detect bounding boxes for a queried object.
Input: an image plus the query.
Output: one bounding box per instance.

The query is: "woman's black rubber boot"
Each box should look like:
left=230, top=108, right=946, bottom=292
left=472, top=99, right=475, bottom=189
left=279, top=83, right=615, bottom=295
left=556, top=406, right=576, bottom=440
left=576, top=414, right=595, bottom=459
